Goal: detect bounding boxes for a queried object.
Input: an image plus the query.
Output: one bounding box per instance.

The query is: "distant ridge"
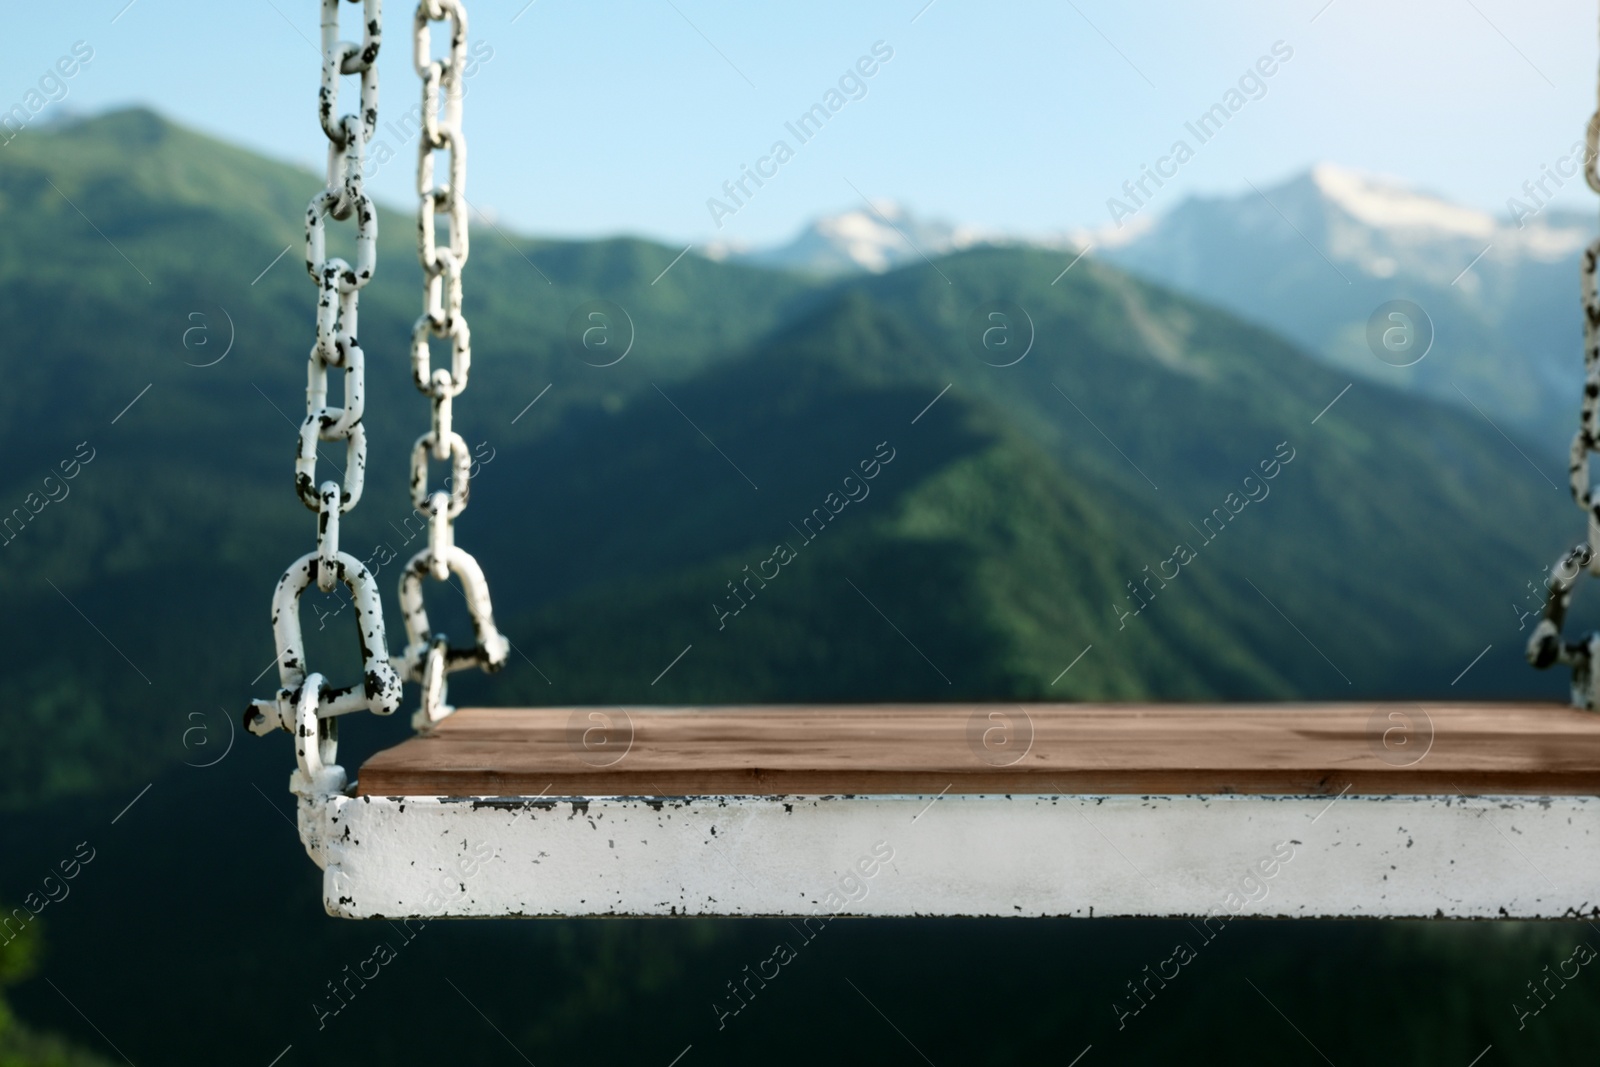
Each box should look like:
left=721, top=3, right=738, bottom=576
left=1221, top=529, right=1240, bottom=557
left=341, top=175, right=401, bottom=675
left=1097, top=164, right=1594, bottom=447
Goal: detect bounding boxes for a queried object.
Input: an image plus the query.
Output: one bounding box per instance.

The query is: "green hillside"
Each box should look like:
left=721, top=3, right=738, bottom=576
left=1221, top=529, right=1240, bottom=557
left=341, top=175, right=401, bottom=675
left=482, top=247, right=1571, bottom=707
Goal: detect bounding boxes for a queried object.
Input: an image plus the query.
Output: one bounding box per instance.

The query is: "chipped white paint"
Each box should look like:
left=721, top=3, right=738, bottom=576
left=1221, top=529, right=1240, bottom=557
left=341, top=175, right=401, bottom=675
left=298, top=792, right=1600, bottom=920
left=248, top=0, right=396, bottom=741
left=249, top=0, right=505, bottom=754
left=398, top=0, right=508, bottom=728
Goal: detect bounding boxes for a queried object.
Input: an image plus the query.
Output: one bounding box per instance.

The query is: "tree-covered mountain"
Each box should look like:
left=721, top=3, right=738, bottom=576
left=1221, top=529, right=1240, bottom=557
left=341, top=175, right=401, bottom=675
left=486, top=244, right=1574, bottom=709
left=0, top=107, right=826, bottom=806
left=729, top=169, right=1595, bottom=454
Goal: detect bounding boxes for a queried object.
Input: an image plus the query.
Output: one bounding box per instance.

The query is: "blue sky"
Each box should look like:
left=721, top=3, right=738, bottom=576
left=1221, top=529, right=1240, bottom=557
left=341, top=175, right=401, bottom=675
left=6, top=0, right=1597, bottom=245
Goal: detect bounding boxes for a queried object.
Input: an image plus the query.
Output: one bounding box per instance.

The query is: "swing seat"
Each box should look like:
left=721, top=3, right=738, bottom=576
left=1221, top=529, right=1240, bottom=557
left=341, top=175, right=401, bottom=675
left=296, top=702, right=1600, bottom=919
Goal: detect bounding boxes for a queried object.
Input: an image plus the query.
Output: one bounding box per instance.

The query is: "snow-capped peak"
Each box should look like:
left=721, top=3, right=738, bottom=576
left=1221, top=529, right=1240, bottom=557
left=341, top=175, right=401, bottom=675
left=808, top=201, right=919, bottom=273
left=705, top=165, right=1590, bottom=279
left=1309, top=163, right=1496, bottom=239
left=707, top=201, right=1030, bottom=275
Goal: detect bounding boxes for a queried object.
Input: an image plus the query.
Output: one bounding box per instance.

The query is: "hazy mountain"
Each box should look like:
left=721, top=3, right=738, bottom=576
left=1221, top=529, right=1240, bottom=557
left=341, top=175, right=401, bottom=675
left=720, top=168, right=1592, bottom=451
left=1098, top=164, right=1594, bottom=451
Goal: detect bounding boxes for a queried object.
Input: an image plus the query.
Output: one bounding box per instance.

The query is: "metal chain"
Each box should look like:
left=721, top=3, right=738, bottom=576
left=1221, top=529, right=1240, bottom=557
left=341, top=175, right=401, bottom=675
left=248, top=0, right=402, bottom=792
left=396, top=0, right=508, bottom=730
left=1529, top=14, right=1600, bottom=710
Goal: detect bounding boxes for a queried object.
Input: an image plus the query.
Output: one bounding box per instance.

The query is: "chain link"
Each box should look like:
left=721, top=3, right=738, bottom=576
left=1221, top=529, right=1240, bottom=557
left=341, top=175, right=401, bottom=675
left=397, top=0, right=508, bottom=730
left=248, top=0, right=507, bottom=767
left=248, top=0, right=401, bottom=782
left=1529, top=19, right=1600, bottom=710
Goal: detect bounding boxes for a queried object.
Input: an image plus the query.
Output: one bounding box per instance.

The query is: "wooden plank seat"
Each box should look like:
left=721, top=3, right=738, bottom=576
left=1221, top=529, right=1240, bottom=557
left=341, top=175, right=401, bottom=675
left=312, top=703, right=1600, bottom=919
left=356, top=702, right=1600, bottom=797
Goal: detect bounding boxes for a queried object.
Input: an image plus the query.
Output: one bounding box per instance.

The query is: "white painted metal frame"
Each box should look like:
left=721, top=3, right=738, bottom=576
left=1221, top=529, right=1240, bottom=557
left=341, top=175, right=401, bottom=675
left=296, top=791, right=1600, bottom=920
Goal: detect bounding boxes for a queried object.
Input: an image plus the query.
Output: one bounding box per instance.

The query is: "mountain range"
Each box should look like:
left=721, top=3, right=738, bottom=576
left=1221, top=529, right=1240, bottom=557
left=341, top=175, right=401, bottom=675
left=714, top=166, right=1595, bottom=452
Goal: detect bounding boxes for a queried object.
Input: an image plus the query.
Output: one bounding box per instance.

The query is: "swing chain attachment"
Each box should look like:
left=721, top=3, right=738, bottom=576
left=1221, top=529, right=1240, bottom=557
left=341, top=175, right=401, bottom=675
left=248, top=0, right=398, bottom=773
left=1529, top=40, right=1600, bottom=710
left=397, top=0, right=508, bottom=731
left=247, top=550, right=403, bottom=738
